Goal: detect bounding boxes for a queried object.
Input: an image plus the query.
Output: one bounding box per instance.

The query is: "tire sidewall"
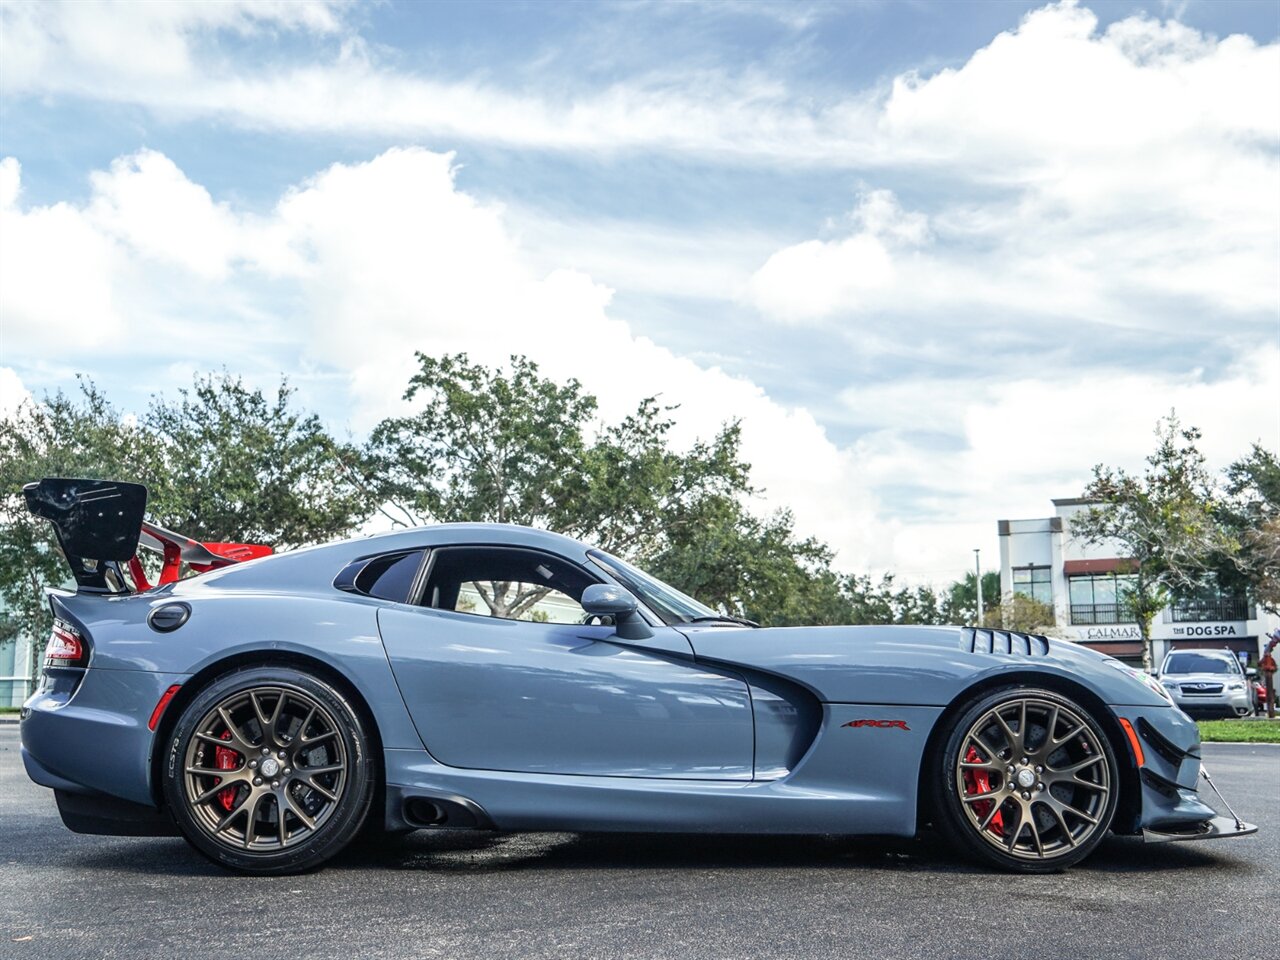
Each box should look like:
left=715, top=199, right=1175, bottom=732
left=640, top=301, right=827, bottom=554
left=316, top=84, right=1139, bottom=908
left=162, top=665, right=375, bottom=874
left=930, top=686, right=1120, bottom=873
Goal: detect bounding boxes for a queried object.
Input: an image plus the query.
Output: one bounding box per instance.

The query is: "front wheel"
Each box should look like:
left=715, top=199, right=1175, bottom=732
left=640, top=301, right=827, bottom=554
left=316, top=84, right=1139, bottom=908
left=930, top=687, right=1119, bottom=872
left=162, top=665, right=375, bottom=874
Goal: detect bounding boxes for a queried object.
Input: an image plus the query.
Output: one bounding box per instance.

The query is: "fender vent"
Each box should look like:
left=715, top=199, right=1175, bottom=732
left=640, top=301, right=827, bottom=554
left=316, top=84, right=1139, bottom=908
left=963, top=627, right=1050, bottom=657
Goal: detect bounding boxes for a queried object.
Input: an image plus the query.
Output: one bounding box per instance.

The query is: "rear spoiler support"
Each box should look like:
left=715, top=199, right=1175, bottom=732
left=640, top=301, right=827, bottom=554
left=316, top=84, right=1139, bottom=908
left=23, top=478, right=272, bottom=593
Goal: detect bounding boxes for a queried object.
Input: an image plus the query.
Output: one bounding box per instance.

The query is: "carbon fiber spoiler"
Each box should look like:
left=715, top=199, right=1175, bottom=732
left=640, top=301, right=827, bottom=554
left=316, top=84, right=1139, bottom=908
left=23, top=477, right=271, bottom=592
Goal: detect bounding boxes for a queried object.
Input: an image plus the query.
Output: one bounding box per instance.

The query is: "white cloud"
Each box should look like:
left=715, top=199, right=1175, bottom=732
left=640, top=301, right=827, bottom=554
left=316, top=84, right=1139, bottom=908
left=749, top=190, right=924, bottom=323
left=0, top=1, right=346, bottom=95
left=2, top=2, right=1277, bottom=586
left=0, top=158, right=124, bottom=351
left=749, top=4, right=1279, bottom=327
left=0, top=147, right=892, bottom=569
left=88, top=150, right=242, bottom=279
left=0, top=366, right=32, bottom=417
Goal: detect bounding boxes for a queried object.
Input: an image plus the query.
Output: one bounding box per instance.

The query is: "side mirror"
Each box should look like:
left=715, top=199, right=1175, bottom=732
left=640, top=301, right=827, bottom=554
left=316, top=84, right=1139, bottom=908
left=582, top=584, right=652, bottom=641
left=1246, top=667, right=1258, bottom=679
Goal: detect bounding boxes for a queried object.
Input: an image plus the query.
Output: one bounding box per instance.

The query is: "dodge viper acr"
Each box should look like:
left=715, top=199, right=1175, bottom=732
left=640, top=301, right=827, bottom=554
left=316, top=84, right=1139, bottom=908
left=19, top=478, right=1256, bottom=874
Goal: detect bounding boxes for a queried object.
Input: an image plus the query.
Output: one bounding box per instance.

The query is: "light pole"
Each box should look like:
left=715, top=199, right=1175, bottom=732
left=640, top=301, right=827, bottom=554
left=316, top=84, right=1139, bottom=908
left=974, top=548, right=984, bottom=626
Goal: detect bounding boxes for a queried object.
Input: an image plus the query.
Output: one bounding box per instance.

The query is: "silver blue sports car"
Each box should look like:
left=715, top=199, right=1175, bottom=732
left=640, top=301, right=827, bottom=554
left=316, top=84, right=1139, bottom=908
left=19, top=478, right=1256, bottom=874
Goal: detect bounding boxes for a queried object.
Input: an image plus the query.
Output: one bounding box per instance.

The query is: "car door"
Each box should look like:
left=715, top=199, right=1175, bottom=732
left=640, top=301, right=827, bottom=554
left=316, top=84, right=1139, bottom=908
left=377, top=544, right=754, bottom=779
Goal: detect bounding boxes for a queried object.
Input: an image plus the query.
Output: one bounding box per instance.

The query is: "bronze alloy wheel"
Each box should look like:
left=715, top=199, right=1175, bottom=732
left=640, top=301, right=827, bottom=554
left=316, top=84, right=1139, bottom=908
left=165, top=666, right=374, bottom=874
left=953, top=695, right=1113, bottom=862
left=930, top=686, right=1122, bottom=872
left=182, top=686, right=349, bottom=851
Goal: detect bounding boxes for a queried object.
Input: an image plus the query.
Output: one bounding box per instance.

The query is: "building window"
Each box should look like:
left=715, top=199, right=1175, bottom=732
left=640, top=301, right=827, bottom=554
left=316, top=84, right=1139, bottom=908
left=1012, top=565, right=1052, bottom=605
left=1164, top=583, right=1250, bottom=623
left=1069, top=573, right=1137, bottom=625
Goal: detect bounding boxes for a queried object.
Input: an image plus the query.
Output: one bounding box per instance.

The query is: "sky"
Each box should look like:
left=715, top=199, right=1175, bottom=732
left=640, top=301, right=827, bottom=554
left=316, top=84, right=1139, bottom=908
left=0, top=0, right=1277, bottom=583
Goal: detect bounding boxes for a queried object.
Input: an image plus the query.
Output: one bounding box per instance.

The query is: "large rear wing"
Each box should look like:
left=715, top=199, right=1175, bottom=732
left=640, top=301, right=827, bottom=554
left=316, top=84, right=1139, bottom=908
left=23, top=477, right=272, bottom=593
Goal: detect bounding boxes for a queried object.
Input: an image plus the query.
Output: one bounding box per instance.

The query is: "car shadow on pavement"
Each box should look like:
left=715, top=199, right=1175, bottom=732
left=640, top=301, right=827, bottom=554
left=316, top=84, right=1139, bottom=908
left=323, top=827, right=1240, bottom=877
left=38, top=826, right=1245, bottom=878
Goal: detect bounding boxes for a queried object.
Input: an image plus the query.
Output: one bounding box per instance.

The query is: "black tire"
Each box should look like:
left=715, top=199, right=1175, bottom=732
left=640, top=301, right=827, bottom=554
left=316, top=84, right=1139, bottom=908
left=929, top=686, right=1119, bottom=873
left=162, top=665, right=375, bottom=874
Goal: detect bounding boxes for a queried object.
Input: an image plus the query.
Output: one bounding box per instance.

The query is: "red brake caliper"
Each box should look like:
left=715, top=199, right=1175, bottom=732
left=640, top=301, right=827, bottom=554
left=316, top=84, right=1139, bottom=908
left=215, top=732, right=240, bottom=811
left=963, top=746, right=1004, bottom=836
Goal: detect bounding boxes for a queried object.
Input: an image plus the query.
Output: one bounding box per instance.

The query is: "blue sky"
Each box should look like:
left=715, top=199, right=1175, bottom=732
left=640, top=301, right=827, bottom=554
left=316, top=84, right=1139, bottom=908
left=1, top=0, right=1277, bottom=581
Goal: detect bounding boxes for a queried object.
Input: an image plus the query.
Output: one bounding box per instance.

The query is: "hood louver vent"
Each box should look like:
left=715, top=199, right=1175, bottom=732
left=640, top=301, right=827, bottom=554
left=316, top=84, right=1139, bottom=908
left=962, top=627, right=1050, bottom=657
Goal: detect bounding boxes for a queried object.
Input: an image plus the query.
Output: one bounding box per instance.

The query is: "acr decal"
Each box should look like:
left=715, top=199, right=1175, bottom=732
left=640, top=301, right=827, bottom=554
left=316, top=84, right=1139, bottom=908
left=842, top=719, right=910, bottom=731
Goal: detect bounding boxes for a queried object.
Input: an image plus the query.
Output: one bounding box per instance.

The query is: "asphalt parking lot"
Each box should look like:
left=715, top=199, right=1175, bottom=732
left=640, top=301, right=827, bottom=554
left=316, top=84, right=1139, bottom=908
left=1, top=724, right=1276, bottom=960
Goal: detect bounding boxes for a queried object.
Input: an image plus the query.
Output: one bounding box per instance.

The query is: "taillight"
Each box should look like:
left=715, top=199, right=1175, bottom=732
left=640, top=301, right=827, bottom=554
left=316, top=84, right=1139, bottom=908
left=46, top=619, right=89, bottom=668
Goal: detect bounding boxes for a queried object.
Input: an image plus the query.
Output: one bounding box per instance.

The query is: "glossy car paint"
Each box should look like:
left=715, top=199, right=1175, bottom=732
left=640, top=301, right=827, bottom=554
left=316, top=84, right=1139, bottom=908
left=19, top=523, right=1224, bottom=841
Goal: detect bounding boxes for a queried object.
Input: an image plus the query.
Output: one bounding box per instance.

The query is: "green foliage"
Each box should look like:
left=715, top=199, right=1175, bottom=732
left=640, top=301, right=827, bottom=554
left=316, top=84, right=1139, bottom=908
left=145, top=373, right=369, bottom=547
left=983, top=593, right=1056, bottom=633
left=0, top=374, right=369, bottom=651
left=0, top=380, right=160, bottom=645
left=944, top=570, right=1001, bottom=626
left=842, top=573, right=947, bottom=626
left=1072, top=413, right=1236, bottom=669
left=1220, top=444, right=1280, bottom=613
left=646, top=504, right=851, bottom=627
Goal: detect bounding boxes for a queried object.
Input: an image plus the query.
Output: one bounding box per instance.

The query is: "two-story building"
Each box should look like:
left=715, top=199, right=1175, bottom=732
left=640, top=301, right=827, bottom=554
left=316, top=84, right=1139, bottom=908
left=998, top=498, right=1276, bottom=668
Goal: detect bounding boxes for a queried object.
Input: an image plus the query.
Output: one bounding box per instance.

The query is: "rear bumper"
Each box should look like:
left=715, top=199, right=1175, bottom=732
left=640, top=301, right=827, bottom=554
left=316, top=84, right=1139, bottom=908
left=21, top=667, right=188, bottom=807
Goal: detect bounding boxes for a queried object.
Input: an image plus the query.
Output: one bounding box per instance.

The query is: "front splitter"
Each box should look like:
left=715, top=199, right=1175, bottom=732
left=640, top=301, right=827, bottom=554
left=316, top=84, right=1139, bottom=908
left=1142, top=814, right=1258, bottom=843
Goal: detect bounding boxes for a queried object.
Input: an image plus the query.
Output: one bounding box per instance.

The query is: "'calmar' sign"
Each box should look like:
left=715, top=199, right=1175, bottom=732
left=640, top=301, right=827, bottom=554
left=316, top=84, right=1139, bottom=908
left=1076, top=625, right=1142, bottom=641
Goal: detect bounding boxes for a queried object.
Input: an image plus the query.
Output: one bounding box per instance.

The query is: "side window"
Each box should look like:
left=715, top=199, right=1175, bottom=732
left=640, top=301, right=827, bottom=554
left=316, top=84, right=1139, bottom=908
left=354, top=551, right=425, bottom=602
left=422, top=547, right=594, bottom=625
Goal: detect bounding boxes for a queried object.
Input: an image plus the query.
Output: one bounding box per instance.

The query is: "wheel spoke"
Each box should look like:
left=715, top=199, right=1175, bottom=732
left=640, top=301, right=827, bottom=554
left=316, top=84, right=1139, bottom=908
left=1005, top=806, right=1028, bottom=853
left=282, top=789, right=317, bottom=831
left=978, top=800, right=1004, bottom=831
left=1026, top=805, right=1045, bottom=856
left=1048, top=755, right=1103, bottom=778
left=217, top=706, right=256, bottom=752
left=213, top=801, right=246, bottom=836
left=992, top=711, right=1020, bottom=755
left=1053, top=723, right=1085, bottom=748
left=293, top=705, right=318, bottom=744
left=269, top=691, right=287, bottom=732
left=276, top=796, right=288, bottom=846
left=963, top=788, right=1003, bottom=804
left=1046, top=801, right=1076, bottom=846
left=242, top=792, right=266, bottom=848
left=298, top=776, right=339, bottom=802
left=249, top=690, right=272, bottom=734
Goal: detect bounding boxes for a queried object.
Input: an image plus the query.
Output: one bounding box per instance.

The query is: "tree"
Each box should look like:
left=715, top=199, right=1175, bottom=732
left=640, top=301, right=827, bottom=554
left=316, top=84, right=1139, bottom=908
left=646, top=502, right=853, bottom=626
left=145, top=373, right=369, bottom=548
left=365, top=352, right=849, bottom=624
left=1070, top=414, right=1234, bottom=670
left=983, top=594, right=1057, bottom=633
left=943, top=571, right=1001, bottom=626
left=842, top=573, right=947, bottom=625
left=1221, top=444, right=1280, bottom=613
left=0, top=375, right=370, bottom=654
left=0, top=381, right=159, bottom=647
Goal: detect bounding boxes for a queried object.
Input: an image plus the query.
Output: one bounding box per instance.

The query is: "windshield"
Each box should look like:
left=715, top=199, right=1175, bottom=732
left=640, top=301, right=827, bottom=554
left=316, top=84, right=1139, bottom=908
left=587, top=551, right=718, bottom=626
left=1163, top=653, right=1237, bottom=675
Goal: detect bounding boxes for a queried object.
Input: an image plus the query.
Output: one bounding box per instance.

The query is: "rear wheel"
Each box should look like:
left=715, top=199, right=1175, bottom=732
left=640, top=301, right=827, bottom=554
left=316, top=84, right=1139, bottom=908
left=162, top=666, right=375, bottom=874
left=930, top=687, right=1119, bottom=872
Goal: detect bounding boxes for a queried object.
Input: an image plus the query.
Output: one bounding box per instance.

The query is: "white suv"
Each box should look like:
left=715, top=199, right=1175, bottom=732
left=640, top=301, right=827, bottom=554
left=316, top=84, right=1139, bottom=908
left=1158, top=650, right=1252, bottom=718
